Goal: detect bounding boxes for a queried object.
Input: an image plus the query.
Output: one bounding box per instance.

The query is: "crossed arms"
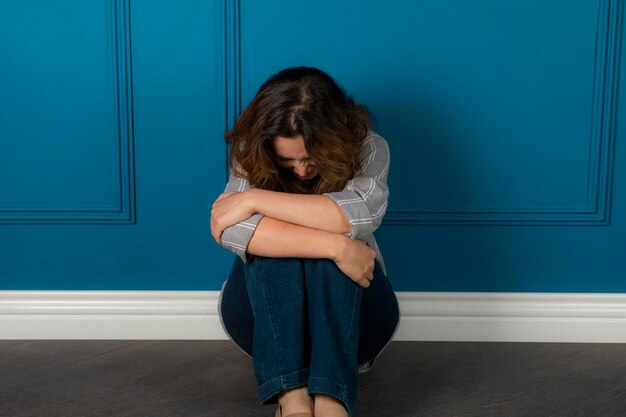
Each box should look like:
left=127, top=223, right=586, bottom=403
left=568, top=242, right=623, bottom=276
left=229, top=190, right=352, bottom=261
left=217, top=133, right=390, bottom=263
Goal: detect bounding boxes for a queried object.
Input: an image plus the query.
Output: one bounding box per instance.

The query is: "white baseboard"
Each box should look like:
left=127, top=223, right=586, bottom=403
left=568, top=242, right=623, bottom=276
left=1, top=291, right=626, bottom=342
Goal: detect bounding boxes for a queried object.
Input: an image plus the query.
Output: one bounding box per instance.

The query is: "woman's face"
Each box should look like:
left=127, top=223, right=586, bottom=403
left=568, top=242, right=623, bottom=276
left=273, top=135, right=319, bottom=180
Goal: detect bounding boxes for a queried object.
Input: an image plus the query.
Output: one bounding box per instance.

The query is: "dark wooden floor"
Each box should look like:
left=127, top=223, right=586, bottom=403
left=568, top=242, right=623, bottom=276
left=1, top=340, right=625, bottom=417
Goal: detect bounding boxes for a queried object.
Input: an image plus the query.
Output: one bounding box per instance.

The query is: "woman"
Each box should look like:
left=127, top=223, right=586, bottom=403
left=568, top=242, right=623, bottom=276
left=211, top=66, right=400, bottom=417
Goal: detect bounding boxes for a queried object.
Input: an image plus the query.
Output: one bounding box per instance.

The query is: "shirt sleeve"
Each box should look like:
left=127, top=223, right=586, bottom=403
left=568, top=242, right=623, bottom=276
left=219, top=159, right=265, bottom=264
left=322, top=133, right=390, bottom=242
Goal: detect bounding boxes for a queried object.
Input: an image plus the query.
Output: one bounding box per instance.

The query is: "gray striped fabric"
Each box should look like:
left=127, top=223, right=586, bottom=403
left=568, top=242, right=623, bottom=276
left=220, top=129, right=390, bottom=276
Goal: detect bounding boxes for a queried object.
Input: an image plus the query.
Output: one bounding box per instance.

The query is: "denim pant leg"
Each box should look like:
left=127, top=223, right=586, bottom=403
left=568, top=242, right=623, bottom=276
left=243, top=255, right=311, bottom=406
left=303, top=257, right=363, bottom=417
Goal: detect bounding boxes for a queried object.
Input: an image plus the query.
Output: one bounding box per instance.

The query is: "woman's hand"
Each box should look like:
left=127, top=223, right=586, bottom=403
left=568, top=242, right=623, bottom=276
left=333, top=237, right=376, bottom=288
left=211, top=190, right=255, bottom=245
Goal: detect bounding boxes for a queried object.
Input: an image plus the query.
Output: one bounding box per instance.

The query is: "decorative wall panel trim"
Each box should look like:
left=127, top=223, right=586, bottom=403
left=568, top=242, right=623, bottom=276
left=224, top=0, right=622, bottom=226
left=222, top=0, right=241, bottom=183
left=2, top=290, right=626, bottom=341
left=384, top=0, right=623, bottom=225
left=0, top=0, right=136, bottom=223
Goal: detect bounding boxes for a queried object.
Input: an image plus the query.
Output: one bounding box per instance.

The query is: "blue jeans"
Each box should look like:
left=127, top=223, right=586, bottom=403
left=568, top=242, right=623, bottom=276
left=244, top=255, right=363, bottom=417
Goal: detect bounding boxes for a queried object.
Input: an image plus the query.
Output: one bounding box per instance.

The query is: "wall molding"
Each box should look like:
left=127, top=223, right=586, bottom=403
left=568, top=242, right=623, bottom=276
left=0, top=0, right=135, bottom=224
left=222, top=0, right=623, bottom=225
left=2, top=290, right=626, bottom=341
left=222, top=0, right=241, bottom=183
left=383, top=0, right=623, bottom=225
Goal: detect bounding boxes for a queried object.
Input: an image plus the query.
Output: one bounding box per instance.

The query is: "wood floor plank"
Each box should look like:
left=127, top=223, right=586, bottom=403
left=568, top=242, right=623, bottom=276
left=216, top=344, right=252, bottom=366
left=0, top=341, right=30, bottom=350
left=548, top=385, right=626, bottom=417
left=422, top=364, right=610, bottom=417
left=550, top=343, right=626, bottom=388
left=355, top=341, right=596, bottom=416
left=1, top=340, right=624, bottom=417
left=97, top=351, right=256, bottom=416
left=0, top=340, right=142, bottom=386
left=0, top=341, right=242, bottom=417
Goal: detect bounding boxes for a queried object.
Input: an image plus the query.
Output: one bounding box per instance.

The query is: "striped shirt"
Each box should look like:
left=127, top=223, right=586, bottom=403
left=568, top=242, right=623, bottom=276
left=220, top=129, right=390, bottom=276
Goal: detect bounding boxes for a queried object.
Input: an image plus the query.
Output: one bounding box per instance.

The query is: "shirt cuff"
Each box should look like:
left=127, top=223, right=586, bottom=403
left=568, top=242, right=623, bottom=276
left=220, top=212, right=265, bottom=263
left=323, top=190, right=374, bottom=242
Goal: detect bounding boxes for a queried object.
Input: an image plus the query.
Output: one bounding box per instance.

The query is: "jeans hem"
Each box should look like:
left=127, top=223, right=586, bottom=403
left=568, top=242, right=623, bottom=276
left=259, top=367, right=310, bottom=405
left=308, top=376, right=356, bottom=417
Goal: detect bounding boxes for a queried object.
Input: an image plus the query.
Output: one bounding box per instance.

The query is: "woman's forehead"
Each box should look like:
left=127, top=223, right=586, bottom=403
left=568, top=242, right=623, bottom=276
left=273, top=135, right=309, bottom=160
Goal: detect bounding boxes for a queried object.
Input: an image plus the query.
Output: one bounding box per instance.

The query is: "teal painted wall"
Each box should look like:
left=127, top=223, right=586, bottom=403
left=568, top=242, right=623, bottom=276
left=1, top=0, right=625, bottom=291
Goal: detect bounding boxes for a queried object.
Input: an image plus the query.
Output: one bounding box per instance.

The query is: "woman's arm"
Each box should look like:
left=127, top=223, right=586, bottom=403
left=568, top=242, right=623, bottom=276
left=245, top=215, right=376, bottom=287
left=246, top=215, right=347, bottom=260
left=247, top=189, right=352, bottom=235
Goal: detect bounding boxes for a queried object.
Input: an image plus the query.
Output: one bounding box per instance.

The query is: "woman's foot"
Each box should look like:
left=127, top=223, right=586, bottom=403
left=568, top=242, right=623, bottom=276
left=277, top=386, right=314, bottom=416
left=313, top=393, right=349, bottom=417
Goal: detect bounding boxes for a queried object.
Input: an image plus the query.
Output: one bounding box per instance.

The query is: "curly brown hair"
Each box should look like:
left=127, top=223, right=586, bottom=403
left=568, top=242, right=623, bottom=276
left=224, top=66, right=375, bottom=194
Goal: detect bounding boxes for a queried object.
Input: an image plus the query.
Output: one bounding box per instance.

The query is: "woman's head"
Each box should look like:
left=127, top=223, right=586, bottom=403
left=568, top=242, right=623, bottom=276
left=224, top=66, right=374, bottom=194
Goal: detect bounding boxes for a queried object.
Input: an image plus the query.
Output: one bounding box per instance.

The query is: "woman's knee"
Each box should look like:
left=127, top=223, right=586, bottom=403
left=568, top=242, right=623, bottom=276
left=301, top=257, right=338, bottom=270
left=245, top=255, right=302, bottom=270
left=302, top=258, right=360, bottom=291
left=243, top=256, right=305, bottom=288
left=304, top=257, right=352, bottom=277
left=247, top=256, right=347, bottom=283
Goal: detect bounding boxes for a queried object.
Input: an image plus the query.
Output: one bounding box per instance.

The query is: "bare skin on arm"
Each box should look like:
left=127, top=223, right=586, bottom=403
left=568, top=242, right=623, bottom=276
left=246, top=216, right=376, bottom=288
left=247, top=188, right=353, bottom=236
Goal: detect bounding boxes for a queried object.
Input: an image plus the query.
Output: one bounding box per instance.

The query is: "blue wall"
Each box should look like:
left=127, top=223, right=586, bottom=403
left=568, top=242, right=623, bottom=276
left=1, top=0, right=625, bottom=291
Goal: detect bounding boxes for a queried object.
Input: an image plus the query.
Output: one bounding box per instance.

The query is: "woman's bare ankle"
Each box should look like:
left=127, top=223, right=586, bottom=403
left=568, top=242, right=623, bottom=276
left=278, top=386, right=314, bottom=413
left=313, top=393, right=349, bottom=417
